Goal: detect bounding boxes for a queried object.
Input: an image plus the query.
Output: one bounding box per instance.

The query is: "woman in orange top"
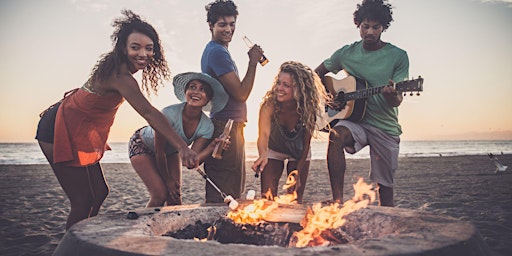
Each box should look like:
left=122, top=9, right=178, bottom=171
left=35, top=10, right=198, bottom=230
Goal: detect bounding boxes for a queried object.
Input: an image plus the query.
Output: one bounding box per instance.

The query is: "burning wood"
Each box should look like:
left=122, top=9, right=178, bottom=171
left=290, top=178, right=376, bottom=247
left=227, top=170, right=304, bottom=224
left=166, top=177, right=376, bottom=248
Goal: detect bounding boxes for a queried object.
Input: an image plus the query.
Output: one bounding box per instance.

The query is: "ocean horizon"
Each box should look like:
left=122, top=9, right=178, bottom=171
left=1, top=140, right=512, bottom=165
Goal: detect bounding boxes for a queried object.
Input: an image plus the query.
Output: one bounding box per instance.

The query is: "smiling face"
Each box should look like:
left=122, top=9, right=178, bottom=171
left=275, top=72, right=295, bottom=103
left=185, top=79, right=212, bottom=108
left=210, top=16, right=236, bottom=47
left=125, top=32, right=154, bottom=73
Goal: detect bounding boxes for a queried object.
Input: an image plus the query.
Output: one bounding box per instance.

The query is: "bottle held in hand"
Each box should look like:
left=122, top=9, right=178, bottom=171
left=243, top=36, right=269, bottom=66
left=212, top=119, right=234, bottom=159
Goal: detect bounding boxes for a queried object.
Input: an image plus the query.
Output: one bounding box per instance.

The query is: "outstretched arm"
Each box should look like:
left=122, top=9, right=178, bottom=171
left=111, top=75, right=198, bottom=168
left=252, top=102, right=273, bottom=172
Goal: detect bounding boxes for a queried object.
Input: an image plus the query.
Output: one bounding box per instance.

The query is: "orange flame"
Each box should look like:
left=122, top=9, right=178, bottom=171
left=227, top=198, right=278, bottom=224
left=227, top=170, right=300, bottom=224
left=291, top=177, right=375, bottom=247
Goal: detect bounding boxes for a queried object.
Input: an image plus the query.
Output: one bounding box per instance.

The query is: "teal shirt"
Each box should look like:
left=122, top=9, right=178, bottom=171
left=323, top=40, right=409, bottom=136
left=139, top=102, right=214, bottom=154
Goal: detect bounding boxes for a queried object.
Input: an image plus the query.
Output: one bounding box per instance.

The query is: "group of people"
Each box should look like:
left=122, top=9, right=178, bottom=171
left=36, top=0, right=409, bottom=230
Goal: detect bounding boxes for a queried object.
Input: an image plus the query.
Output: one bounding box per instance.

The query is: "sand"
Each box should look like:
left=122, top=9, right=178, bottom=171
left=1, top=155, right=511, bottom=256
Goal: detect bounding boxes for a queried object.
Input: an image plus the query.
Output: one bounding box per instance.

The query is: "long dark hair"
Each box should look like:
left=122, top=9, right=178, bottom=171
left=89, top=10, right=170, bottom=95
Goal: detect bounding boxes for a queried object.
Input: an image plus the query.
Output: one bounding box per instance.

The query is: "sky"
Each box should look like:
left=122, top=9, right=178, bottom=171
left=1, top=0, right=511, bottom=143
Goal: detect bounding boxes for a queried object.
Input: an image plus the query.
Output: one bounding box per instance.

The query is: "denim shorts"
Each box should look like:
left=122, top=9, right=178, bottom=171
left=35, top=102, right=61, bottom=143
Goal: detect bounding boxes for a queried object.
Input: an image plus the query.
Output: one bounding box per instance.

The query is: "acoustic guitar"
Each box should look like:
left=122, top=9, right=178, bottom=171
left=318, top=75, right=423, bottom=131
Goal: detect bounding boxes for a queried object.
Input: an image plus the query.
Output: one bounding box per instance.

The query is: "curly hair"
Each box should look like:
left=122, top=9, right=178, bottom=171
left=205, top=0, right=239, bottom=25
left=353, top=0, right=394, bottom=31
left=88, top=10, right=170, bottom=96
left=261, top=61, right=331, bottom=137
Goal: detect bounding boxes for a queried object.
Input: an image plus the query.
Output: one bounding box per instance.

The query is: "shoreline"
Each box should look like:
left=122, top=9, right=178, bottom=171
left=1, top=155, right=511, bottom=255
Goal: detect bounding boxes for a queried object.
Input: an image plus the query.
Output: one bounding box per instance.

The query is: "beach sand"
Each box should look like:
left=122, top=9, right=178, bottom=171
left=1, top=155, right=511, bottom=256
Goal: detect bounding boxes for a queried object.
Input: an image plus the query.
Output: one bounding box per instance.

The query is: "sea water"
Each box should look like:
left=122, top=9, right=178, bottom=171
left=1, top=140, right=511, bottom=165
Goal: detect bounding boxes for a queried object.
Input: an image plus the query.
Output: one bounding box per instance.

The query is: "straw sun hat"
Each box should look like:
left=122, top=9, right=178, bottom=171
left=173, top=72, right=228, bottom=114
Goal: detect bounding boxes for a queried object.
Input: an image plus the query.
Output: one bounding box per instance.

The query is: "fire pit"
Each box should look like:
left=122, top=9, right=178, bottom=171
left=52, top=203, right=490, bottom=255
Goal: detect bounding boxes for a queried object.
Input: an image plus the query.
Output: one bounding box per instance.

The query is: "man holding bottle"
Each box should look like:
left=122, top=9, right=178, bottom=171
left=201, top=0, right=265, bottom=203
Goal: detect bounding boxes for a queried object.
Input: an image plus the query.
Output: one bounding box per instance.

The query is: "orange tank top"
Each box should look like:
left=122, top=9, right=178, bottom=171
left=53, top=88, right=124, bottom=166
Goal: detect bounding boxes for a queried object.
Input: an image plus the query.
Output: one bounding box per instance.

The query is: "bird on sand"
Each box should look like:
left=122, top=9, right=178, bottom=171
left=487, top=153, right=508, bottom=174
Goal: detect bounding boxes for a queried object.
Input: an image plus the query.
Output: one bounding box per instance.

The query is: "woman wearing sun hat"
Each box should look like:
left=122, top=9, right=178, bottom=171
left=128, top=72, right=228, bottom=207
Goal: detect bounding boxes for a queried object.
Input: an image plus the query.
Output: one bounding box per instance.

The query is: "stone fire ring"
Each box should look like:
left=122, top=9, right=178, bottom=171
left=52, top=204, right=491, bottom=256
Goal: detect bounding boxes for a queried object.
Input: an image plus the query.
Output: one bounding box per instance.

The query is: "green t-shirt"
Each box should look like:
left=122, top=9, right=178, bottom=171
left=323, top=40, right=409, bottom=136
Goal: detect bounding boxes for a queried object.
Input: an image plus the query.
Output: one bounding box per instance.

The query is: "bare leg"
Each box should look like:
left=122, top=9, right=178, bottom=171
left=260, top=159, right=284, bottom=199
left=130, top=154, right=168, bottom=207
left=164, top=153, right=182, bottom=206
left=38, top=141, right=97, bottom=230
left=85, top=163, right=109, bottom=216
left=377, top=183, right=394, bottom=207
left=286, top=160, right=310, bottom=204
left=327, top=126, right=355, bottom=203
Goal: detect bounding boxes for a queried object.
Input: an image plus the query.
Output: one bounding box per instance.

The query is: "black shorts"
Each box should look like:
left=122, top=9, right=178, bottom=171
left=35, top=102, right=61, bottom=143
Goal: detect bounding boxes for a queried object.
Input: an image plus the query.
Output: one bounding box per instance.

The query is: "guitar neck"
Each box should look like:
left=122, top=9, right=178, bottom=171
left=345, top=85, right=387, bottom=101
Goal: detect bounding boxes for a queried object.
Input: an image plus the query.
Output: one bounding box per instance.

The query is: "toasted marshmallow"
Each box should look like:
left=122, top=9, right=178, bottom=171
left=246, top=190, right=256, bottom=200
left=224, top=195, right=239, bottom=210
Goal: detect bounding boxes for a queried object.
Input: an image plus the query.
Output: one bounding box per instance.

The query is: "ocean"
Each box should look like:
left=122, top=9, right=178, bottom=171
left=1, top=140, right=512, bottom=165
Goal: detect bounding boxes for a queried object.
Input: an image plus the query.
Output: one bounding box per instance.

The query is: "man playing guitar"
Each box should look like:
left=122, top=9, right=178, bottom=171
left=315, top=0, right=409, bottom=207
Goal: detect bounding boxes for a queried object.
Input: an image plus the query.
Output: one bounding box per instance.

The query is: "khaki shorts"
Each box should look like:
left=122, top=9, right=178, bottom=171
left=267, top=148, right=311, bottom=161
left=334, top=120, right=400, bottom=187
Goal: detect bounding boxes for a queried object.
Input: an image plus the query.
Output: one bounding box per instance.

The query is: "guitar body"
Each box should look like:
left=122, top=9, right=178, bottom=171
left=317, top=75, right=424, bottom=132
left=321, top=76, right=368, bottom=130
left=329, top=76, right=368, bottom=122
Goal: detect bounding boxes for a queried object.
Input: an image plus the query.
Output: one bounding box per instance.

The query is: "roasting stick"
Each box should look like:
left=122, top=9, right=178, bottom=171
left=195, top=168, right=239, bottom=210
left=246, top=170, right=260, bottom=200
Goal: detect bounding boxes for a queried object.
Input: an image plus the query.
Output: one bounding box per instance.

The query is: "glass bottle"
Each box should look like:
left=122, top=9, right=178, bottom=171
left=212, top=119, right=234, bottom=159
left=242, top=36, right=269, bottom=66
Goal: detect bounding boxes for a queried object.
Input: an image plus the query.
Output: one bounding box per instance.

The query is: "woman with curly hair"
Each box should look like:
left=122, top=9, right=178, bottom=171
left=251, top=61, right=330, bottom=204
left=35, top=10, right=198, bottom=229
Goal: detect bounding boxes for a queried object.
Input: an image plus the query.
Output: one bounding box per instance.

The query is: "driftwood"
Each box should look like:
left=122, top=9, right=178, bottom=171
left=236, top=199, right=308, bottom=223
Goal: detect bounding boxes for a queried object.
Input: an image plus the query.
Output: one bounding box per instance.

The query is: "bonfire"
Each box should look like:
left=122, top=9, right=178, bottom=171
left=226, top=170, right=376, bottom=247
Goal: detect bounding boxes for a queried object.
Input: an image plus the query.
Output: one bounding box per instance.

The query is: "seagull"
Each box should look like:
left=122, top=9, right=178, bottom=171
left=488, top=153, right=508, bottom=173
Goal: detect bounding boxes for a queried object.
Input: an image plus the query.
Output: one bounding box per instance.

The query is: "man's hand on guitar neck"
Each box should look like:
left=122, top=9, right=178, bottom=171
left=382, top=79, right=403, bottom=107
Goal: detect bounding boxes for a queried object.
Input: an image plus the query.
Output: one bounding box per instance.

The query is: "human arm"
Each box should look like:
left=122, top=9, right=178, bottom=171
left=110, top=75, right=198, bottom=168
left=154, top=130, right=171, bottom=182
left=251, top=102, right=273, bottom=173
left=295, top=130, right=312, bottom=173
left=382, top=81, right=403, bottom=107
left=217, top=45, right=263, bottom=102
left=314, top=63, right=336, bottom=96
left=382, top=51, right=409, bottom=107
